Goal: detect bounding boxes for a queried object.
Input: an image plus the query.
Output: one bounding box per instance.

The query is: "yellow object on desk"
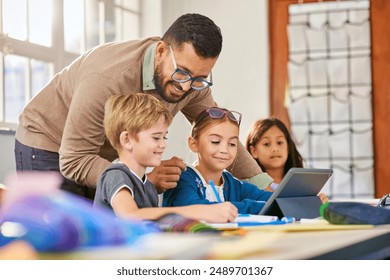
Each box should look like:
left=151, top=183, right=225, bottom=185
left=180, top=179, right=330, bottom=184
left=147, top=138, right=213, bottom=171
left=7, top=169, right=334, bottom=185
left=243, top=220, right=374, bottom=232
left=208, top=231, right=284, bottom=260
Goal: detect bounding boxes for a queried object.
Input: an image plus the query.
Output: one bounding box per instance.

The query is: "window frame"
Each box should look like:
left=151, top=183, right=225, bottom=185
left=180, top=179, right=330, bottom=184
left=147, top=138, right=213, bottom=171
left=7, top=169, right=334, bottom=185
left=0, top=0, right=140, bottom=131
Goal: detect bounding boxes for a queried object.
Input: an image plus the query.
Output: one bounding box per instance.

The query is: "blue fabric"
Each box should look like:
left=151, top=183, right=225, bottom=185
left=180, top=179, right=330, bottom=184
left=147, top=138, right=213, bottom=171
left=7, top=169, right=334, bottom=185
left=14, top=139, right=95, bottom=199
left=321, top=202, right=390, bottom=225
left=162, top=167, right=272, bottom=214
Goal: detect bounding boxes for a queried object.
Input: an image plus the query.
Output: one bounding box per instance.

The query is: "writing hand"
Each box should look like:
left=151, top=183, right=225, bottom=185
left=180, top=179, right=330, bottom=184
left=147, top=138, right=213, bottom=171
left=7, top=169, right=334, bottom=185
left=147, top=156, right=186, bottom=193
left=186, top=202, right=238, bottom=223
left=201, top=202, right=238, bottom=223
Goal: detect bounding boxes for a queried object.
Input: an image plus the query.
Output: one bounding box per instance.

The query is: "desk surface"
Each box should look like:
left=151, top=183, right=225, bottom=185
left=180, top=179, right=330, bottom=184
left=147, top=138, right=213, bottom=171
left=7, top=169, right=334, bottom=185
left=39, top=224, right=390, bottom=260
left=245, top=224, right=390, bottom=260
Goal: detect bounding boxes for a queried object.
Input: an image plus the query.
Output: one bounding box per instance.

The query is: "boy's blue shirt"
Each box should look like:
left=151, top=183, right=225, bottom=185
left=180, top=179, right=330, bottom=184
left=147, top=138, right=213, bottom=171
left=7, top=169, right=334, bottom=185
left=162, top=166, right=273, bottom=214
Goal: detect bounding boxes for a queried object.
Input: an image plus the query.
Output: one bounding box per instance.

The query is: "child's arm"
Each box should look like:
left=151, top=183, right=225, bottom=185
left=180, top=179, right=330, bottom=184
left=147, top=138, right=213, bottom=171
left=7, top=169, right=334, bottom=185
left=224, top=179, right=274, bottom=214
left=240, top=181, right=273, bottom=201
left=111, top=188, right=141, bottom=218
left=229, top=199, right=266, bottom=215
left=112, top=188, right=177, bottom=220
left=175, top=203, right=238, bottom=223
left=112, top=188, right=238, bottom=223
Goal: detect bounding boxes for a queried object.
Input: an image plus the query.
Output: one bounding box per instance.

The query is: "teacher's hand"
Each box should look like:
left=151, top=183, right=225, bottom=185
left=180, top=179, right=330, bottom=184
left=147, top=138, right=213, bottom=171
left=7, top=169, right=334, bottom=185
left=147, top=156, right=186, bottom=193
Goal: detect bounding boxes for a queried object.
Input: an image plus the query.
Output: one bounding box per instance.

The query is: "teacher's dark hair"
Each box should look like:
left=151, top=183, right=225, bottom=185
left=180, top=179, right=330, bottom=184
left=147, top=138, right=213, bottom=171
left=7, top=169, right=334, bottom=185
left=162, top=13, right=223, bottom=58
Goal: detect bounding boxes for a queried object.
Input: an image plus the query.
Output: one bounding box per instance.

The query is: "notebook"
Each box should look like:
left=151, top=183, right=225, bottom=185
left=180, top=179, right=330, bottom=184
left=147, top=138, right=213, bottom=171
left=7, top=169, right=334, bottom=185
left=259, top=168, right=333, bottom=219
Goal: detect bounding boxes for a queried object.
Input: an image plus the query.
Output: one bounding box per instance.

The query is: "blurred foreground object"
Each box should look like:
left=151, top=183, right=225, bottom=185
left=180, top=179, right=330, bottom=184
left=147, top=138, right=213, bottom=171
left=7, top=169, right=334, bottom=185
left=0, top=183, right=6, bottom=205
left=0, top=240, right=38, bottom=260
left=0, top=172, right=159, bottom=252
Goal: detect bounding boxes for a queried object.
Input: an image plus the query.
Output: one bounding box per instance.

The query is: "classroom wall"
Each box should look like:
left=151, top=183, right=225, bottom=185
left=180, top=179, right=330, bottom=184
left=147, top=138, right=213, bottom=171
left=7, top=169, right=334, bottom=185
left=0, top=132, right=16, bottom=184
left=0, top=0, right=269, bottom=183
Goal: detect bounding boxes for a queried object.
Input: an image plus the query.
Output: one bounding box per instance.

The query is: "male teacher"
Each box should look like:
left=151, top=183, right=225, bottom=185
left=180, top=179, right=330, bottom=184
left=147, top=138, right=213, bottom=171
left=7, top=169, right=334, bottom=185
left=15, top=13, right=272, bottom=199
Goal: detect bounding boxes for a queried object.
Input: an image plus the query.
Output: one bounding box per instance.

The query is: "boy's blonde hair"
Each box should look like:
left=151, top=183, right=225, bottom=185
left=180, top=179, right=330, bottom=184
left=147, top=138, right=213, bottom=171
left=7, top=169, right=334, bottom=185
left=104, top=93, right=173, bottom=151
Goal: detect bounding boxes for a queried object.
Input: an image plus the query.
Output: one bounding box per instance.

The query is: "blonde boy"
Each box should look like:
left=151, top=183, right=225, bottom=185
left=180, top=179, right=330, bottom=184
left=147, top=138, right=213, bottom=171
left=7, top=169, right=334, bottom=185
left=93, top=93, right=237, bottom=223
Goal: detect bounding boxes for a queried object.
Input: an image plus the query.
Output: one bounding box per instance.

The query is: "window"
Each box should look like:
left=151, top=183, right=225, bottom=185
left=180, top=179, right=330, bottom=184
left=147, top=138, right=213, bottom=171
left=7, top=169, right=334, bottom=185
left=0, top=0, right=140, bottom=130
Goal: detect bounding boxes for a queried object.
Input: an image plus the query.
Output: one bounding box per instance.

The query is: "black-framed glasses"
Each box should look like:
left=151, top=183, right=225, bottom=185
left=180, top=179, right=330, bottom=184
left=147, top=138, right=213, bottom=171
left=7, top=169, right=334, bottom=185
left=168, top=45, right=213, bottom=91
left=195, top=107, right=242, bottom=126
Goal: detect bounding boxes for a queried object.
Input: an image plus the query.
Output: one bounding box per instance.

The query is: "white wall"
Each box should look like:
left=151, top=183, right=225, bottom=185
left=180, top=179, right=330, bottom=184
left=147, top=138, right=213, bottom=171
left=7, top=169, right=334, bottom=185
left=140, top=0, right=163, bottom=36
left=0, top=132, right=16, bottom=184
left=158, top=0, right=270, bottom=163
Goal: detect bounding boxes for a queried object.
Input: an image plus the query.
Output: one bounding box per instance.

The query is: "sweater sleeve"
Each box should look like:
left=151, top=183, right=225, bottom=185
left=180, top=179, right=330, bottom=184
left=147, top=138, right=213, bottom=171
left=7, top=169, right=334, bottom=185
left=243, top=173, right=274, bottom=190
left=59, top=75, right=116, bottom=187
left=229, top=200, right=266, bottom=215
left=226, top=177, right=273, bottom=214
left=239, top=181, right=273, bottom=201
left=162, top=169, right=216, bottom=206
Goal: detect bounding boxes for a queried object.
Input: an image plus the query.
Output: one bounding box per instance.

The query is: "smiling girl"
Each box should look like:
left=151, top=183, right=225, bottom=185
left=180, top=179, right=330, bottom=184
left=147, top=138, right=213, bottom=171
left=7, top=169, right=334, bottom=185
left=162, top=107, right=272, bottom=214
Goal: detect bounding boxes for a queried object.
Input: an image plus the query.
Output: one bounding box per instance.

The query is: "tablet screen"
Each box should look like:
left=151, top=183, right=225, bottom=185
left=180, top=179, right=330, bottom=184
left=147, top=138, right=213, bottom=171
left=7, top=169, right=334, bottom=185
left=259, top=168, right=333, bottom=216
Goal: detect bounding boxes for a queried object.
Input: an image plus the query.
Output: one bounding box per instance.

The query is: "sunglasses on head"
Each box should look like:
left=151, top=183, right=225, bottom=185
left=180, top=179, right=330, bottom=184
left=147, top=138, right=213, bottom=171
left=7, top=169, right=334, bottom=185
left=195, top=107, right=242, bottom=126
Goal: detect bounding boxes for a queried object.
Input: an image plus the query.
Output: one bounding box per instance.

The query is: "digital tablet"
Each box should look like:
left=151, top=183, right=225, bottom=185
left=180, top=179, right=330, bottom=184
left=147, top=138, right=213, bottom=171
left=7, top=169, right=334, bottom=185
left=259, top=168, right=333, bottom=219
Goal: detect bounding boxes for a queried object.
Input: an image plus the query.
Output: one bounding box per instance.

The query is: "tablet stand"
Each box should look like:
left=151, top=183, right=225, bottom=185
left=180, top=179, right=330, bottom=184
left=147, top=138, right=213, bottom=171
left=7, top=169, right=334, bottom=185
left=268, top=196, right=323, bottom=220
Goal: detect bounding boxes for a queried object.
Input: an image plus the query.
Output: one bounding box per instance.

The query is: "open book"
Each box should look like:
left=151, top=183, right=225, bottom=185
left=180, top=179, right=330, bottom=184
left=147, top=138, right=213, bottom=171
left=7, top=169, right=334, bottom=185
left=204, top=214, right=291, bottom=229
left=153, top=213, right=292, bottom=231
left=235, top=214, right=278, bottom=223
